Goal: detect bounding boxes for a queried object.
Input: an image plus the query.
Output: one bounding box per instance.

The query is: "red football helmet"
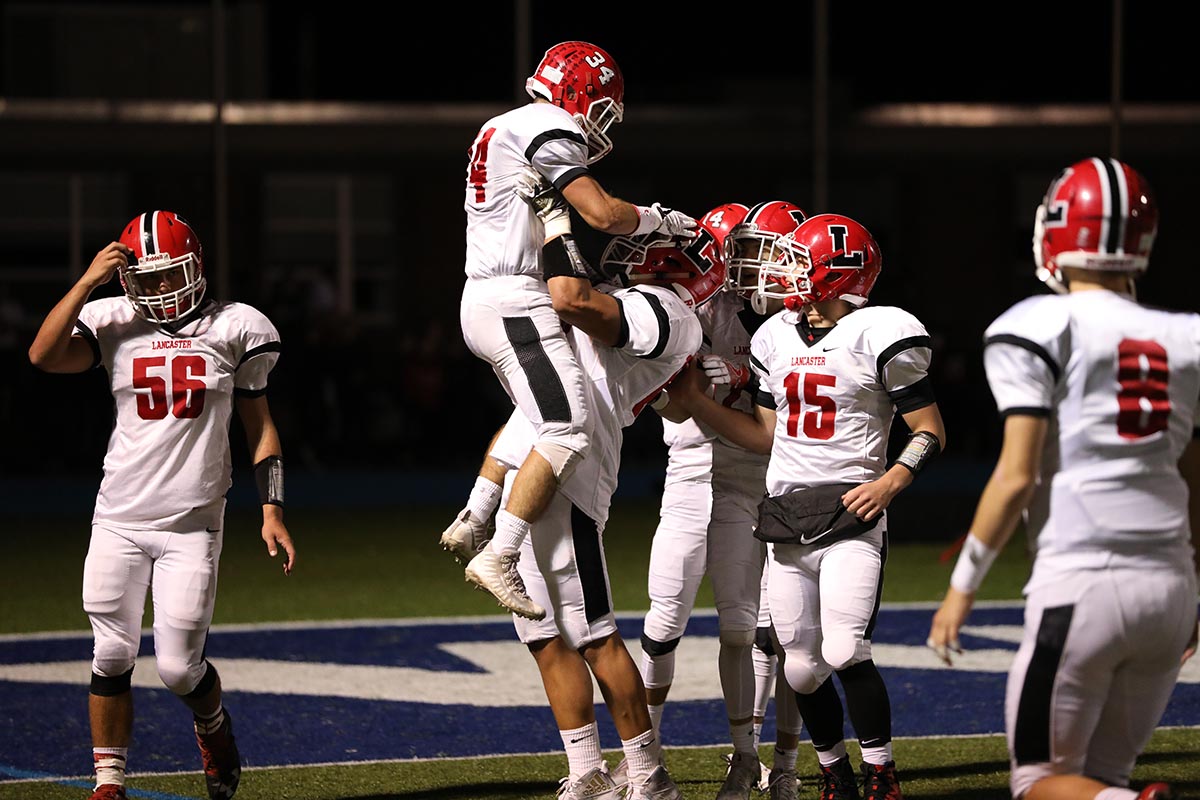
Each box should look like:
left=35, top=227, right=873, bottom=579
left=699, top=202, right=750, bottom=250
left=600, top=221, right=727, bottom=310
left=773, top=214, right=882, bottom=308
left=723, top=200, right=808, bottom=313
left=1033, top=157, right=1158, bottom=294
left=525, top=41, right=625, bottom=163
left=117, top=210, right=206, bottom=323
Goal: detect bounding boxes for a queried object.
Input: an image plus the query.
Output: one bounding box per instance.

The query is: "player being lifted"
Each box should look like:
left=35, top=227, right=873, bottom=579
left=455, top=40, right=695, bottom=621
left=668, top=209, right=946, bottom=800
left=28, top=211, right=295, bottom=800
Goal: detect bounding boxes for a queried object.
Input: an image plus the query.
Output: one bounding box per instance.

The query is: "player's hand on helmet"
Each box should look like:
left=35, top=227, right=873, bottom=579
left=699, top=355, right=750, bottom=390
left=82, top=242, right=133, bottom=290
left=515, top=167, right=571, bottom=238
left=648, top=203, right=698, bottom=239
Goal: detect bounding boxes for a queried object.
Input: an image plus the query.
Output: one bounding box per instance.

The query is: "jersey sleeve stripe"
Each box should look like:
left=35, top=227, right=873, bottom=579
left=874, top=335, right=932, bottom=382
left=983, top=334, right=1061, bottom=382
left=887, top=375, right=936, bottom=413
left=750, top=354, right=768, bottom=375
left=630, top=289, right=671, bottom=360
left=552, top=167, right=589, bottom=192
left=237, top=341, right=281, bottom=368
left=234, top=386, right=268, bottom=398
left=1000, top=406, right=1051, bottom=419
left=613, top=297, right=630, bottom=349
left=74, top=322, right=101, bottom=369
left=524, top=129, right=587, bottom=162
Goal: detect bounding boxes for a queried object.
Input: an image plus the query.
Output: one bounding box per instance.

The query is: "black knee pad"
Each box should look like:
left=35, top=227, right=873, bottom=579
left=640, top=633, right=682, bottom=657
left=90, top=668, right=133, bottom=697
left=185, top=660, right=218, bottom=698
left=754, top=626, right=776, bottom=656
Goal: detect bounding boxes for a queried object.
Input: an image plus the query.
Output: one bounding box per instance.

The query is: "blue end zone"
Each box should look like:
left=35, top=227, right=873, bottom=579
left=1, top=605, right=1196, bottom=779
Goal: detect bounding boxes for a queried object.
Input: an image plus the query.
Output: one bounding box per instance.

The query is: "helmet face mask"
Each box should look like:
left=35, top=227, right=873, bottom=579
left=118, top=211, right=207, bottom=323
left=1032, top=157, right=1158, bottom=294
left=600, top=224, right=727, bottom=310
left=525, top=41, right=625, bottom=163
left=721, top=200, right=808, bottom=312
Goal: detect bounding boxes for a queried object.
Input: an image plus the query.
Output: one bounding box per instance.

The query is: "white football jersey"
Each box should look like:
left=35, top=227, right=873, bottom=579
left=749, top=305, right=933, bottom=497
left=463, top=102, right=592, bottom=281
left=662, top=291, right=769, bottom=481
left=492, top=284, right=702, bottom=525
left=983, top=290, right=1200, bottom=575
left=74, top=298, right=281, bottom=530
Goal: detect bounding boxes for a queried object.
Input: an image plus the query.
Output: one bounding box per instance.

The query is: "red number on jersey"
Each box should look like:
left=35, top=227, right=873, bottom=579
left=172, top=355, right=207, bottom=418
left=132, top=356, right=168, bottom=420
left=783, top=371, right=838, bottom=439
left=1116, top=338, right=1170, bottom=438
left=132, top=355, right=208, bottom=420
left=467, top=127, right=496, bottom=204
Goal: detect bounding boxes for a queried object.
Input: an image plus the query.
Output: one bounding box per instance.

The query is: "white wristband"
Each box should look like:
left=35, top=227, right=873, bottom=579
left=649, top=391, right=670, bottom=411
left=631, top=204, right=662, bottom=237
left=949, top=533, right=998, bottom=594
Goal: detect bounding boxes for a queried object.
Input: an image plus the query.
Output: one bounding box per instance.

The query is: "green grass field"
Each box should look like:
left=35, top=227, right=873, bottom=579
left=1, top=502, right=1196, bottom=799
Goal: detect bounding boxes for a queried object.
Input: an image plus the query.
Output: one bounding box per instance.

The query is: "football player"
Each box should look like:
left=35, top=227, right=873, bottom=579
left=669, top=210, right=946, bottom=800
left=471, top=181, right=706, bottom=799
left=455, top=40, right=696, bottom=621
left=27, top=211, right=295, bottom=800
left=927, top=157, right=1199, bottom=800
left=627, top=201, right=802, bottom=800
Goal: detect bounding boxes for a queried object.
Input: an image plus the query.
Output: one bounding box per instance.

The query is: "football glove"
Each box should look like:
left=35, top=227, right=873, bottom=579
left=634, top=203, right=698, bottom=239
left=515, top=167, right=571, bottom=238
left=699, top=355, right=750, bottom=389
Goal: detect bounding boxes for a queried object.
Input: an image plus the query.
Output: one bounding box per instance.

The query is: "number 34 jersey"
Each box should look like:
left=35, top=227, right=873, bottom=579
left=983, top=290, right=1200, bottom=572
left=749, top=305, right=934, bottom=498
left=74, top=297, right=281, bottom=531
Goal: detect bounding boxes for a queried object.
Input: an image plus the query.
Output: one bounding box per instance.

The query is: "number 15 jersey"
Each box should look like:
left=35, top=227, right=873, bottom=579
left=749, top=305, right=934, bottom=497
left=983, top=290, right=1200, bottom=575
left=74, top=297, right=281, bottom=531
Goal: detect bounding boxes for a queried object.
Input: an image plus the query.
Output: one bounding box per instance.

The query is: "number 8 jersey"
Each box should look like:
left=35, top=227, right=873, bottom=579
left=749, top=305, right=934, bottom=497
left=983, top=290, right=1200, bottom=575
left=74, top=297, right=281, bottom=531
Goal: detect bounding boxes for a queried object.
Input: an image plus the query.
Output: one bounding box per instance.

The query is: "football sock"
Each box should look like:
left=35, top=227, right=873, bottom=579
left=773, top=745, right=798, bottom=771
left=730, top=720, right=756, bottom=756
left=93, top=748, right=127, bottom=787
left=752, top=721, right=763, bottom=751
left=647, top=702, right=665, bottom=742
left=466, top=477, right=501, bottom=523
left=559, top=722, right=604, bottom=780
left=860, top=743, right=894, bottom=767
left=621, top=728, right=661, bottom=785
left=490, top=510, right=529, bottom=557
left=814, top=740, right=848, bottom=768
left=194, top=705, right=225, bottom=735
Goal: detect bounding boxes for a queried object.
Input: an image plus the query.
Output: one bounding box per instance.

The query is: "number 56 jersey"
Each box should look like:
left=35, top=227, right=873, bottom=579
left=983, top=290, right=1200, bottom=573
left=749, top=305, right=934, bottom=497
left=74, top=297, right=281, bottom=531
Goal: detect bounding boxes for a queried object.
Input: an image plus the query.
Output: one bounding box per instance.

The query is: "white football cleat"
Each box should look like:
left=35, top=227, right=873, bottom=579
left=439, top=507, right=490, bottom=564
left=716, top=751, right=760, bottom=800
left=625, top=765, right=682, bottom=800
left=464, top=546, right=545, bottom=620
left=556, top=765, right=622, bottom=799
left=720, top=752, right=771, bottom=793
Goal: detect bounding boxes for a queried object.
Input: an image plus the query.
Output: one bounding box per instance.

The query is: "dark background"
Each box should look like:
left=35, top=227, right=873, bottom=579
left=2, top=1, right=1198, bottom=530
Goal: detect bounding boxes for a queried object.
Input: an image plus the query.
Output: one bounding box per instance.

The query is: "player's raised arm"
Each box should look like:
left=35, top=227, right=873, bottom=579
left=28, top=242, right=132, bottom=373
